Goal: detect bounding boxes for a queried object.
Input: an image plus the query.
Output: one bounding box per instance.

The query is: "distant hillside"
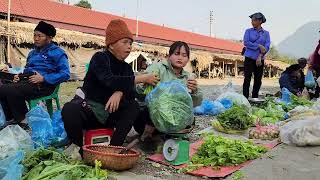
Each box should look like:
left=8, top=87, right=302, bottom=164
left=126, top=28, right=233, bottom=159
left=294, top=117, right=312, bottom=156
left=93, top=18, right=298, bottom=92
left=277, top=21, right=320, bottom=58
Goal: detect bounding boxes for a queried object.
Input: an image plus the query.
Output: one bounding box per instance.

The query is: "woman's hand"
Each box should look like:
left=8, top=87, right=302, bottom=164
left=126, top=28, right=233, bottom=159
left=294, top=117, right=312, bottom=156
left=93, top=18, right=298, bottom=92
left=259, top=45, right=267, bottom=54
left=13, top=74, right=20, bottom=83
left=256, top=59, right=262, bottom=67
left=105, top=91, right=123, bottom=113
left=1, top=65, right=9, bottom=72
left=144, top=74, right=160, bottom=86
left=187, top=79, right=198, bottom=93
left=29, top=72, right=44, bottom=84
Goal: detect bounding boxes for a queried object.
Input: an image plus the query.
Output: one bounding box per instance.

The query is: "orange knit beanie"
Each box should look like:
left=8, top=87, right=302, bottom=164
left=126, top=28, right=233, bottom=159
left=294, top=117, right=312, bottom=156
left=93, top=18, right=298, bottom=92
left=105, top=19, right=133, bottom=47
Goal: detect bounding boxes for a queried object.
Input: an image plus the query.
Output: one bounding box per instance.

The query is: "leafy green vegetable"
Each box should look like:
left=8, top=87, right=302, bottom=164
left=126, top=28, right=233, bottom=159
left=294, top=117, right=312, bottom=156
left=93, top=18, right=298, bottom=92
left=216, top=105, right=253, bottom=130
left=21, top=148, right=108, bottom=180
left=146, top=80, right=193, bottom=133
left=252, top=102, right=285, bottom=125
left=191, top=135, right=267, bottom=167
left=232, top=170, right=245, bottom=180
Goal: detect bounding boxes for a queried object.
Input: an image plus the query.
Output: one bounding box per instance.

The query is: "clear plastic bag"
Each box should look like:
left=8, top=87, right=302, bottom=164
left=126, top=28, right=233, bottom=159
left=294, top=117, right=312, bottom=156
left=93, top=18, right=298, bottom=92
left=0, top=125, right=32, bottom=159
left=0, top=103, right=5, bottom=128
left=194, top=100, right=226, bottom=116
left=26, top=106, right=53, bottom=148
left=8, top=67, right=24, bottom=75
left=280, top=116, right=320, bottom=146
left=0, top=151, right=24, bottom=180
left=218, top=98, right=233, bottom=109
left=146, top=80, right=193, bottom=133
left=216, top=92, right=251, bottom=109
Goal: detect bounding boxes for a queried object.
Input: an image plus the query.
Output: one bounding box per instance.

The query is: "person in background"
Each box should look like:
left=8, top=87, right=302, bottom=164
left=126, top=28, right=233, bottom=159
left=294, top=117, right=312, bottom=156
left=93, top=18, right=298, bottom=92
left=279, top=64, right=304, bottom=96
left=0, top=21, right=70, bottom=126
left=308, top=33, right=320, bottom=98
left=296, top=57, right=308, bottom=90
left=242, top=12, right=271, bottom=98
left=134, top=41, right=203, bottom=142
left=61, top=19, right=158, bottom=151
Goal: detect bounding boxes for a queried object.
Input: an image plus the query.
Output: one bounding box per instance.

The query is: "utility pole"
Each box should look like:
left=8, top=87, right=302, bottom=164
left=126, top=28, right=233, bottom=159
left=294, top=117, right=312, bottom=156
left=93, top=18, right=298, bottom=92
left=7, top=0, right=11, bottom=64
left=209, top=10, right=213, bottom=37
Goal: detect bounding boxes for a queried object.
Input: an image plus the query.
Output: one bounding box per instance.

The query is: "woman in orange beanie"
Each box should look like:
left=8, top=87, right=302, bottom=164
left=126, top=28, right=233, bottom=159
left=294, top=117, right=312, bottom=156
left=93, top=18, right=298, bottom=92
left=62, top=19, right=158, bottom=151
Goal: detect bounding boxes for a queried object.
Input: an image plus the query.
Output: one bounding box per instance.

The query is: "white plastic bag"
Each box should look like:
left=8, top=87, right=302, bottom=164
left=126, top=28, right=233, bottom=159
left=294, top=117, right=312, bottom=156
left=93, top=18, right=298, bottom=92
left=216, top=92, right=251, bottom=109
left=280, top=116, right=320, bottom=146
left=0, top=125, right=33, bottom=159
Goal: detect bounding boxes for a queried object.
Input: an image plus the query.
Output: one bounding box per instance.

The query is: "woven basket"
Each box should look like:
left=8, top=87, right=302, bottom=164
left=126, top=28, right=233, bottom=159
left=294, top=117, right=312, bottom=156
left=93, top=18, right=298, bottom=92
left=83, top=145, right=140, bottom=171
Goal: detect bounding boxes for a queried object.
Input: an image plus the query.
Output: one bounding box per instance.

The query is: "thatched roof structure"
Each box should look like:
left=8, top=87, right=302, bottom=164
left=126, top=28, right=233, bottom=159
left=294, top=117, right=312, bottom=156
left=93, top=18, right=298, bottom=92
left=0, top=20, right=105, bottom=47
left=132, top=43, right=169, bottom=55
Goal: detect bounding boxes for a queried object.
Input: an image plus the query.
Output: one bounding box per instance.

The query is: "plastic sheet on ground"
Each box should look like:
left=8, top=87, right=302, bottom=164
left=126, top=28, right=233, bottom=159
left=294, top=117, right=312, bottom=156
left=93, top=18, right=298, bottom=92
left=148, top=139, right=279, bottom=178
left=0, top=125, right=32, bottom=159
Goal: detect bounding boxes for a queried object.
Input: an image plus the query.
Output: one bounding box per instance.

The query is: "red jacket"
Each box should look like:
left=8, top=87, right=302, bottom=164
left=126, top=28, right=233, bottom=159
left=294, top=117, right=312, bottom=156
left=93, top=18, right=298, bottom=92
left=310, top=40, right=320, bottom=77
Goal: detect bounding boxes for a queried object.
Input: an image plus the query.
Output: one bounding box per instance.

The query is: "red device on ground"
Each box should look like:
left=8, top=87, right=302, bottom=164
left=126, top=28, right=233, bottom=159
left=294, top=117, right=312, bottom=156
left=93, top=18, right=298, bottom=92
left=84, top=128, right=114, bottom=145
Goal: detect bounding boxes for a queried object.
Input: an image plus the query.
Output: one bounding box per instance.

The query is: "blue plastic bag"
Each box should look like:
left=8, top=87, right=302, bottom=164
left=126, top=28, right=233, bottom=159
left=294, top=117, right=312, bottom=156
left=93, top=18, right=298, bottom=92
left=281, top=88, right=292, bottom=104
left=26, top=106, right=53, bottom=148
left=218, top=98, right=233, bottom=109
left=52, top=110, right=67, bottom=144
left=0, top=104, right=5, bottom=127
left=200, top=99, right=226, bottom=116
left=305, top=70, right=316, bottom=88
left=0, top=151, right=24, bottom=180
left=208, top=101, right=226, bottom=115
left=194, top=106, right=205, bottom=115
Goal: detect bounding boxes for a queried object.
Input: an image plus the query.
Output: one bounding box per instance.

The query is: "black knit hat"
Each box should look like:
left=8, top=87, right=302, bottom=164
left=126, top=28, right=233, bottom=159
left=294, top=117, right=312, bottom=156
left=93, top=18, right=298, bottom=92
left=34, top=21, right=56, bottom=37
left=249, top=12, right=266, bottom=23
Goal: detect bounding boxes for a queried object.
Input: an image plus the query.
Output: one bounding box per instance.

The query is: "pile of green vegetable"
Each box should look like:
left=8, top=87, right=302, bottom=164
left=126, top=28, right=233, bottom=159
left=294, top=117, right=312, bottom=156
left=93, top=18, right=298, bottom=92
left=146, top=80, right=193, bottom=133
left=214, top=105, right=253, bottom=131
left=21, top=148, right=108, bottom=180
left=264, top=95, right=313, bottom=113
left=251, top=103, right=285, bottom=125
left=191, top=135, right=268, bottom=167
left=282, top=94, right=313, bottom=112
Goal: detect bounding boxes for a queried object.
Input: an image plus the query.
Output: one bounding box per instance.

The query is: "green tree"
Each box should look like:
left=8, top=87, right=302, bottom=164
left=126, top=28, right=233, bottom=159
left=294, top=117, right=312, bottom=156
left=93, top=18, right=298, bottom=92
left=74, top=0, right=92, bottom=9
left=56, top=0, right=64, bottom=3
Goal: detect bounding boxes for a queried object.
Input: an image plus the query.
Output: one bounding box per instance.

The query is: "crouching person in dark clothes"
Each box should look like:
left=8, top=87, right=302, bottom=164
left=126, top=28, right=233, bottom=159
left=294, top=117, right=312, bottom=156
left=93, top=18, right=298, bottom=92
left=61, top=19, right=158, bottom=149
left=0, top=21, right=70, bottom=125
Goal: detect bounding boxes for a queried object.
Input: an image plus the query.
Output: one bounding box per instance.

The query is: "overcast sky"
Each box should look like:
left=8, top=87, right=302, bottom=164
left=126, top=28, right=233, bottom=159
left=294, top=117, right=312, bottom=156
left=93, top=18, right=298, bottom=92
left=69, top=0, right=320, bottom=45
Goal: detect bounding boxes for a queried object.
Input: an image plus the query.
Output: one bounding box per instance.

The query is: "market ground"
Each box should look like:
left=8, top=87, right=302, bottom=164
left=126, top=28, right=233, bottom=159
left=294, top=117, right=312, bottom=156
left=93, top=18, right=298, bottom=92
left=60, top=78, right=320, bottom=180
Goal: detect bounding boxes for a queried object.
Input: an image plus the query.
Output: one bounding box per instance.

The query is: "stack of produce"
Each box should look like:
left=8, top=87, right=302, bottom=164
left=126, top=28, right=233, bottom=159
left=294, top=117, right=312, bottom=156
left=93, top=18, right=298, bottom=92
left=249, top=124, right=280, bottom=140
left=282, top=95, right=313, bottom=112
left=251, top=103, right=285, bottom=125
left=212, top=105, right=253, bottom=134
left=21, top=148, right=108, bottom=180
left=191, top=135, right=268, bottom=167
